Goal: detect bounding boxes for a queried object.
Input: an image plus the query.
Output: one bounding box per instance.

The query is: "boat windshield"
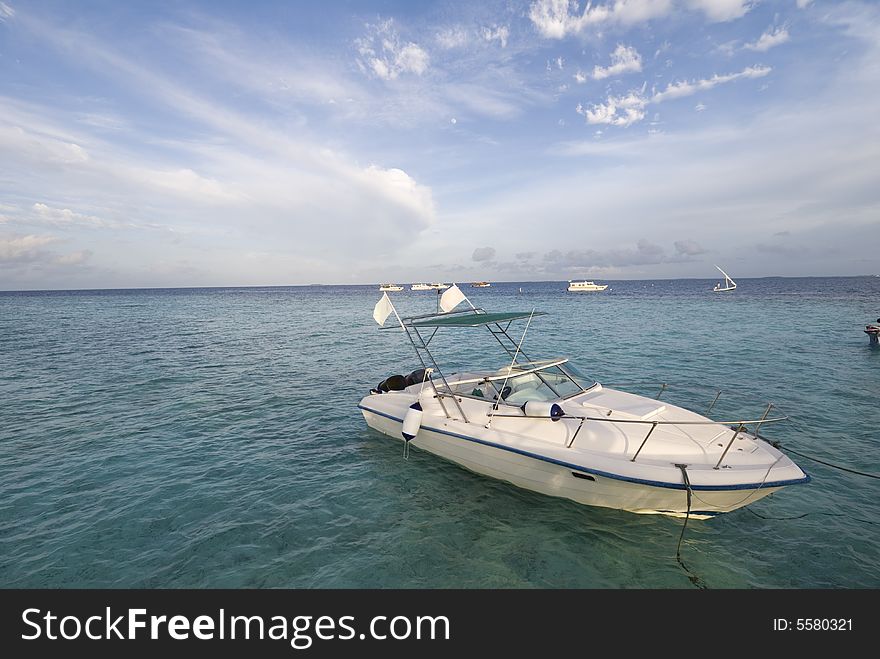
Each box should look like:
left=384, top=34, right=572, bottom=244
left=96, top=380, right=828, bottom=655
left=447, top=359, right=596, bottom=403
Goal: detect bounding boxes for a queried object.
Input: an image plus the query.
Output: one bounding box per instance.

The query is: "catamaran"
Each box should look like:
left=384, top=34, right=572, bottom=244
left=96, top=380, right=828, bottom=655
left=359, top=286, right=808, bottom=518
left=713, top=266, right=737, bottom=292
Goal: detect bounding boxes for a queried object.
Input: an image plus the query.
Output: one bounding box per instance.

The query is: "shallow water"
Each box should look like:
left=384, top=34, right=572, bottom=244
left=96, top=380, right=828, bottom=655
left=1, top=278, right=878, bottom=588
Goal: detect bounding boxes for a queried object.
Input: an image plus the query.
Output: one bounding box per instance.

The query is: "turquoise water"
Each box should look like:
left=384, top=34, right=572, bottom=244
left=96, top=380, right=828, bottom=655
left=1, top=278, right=878, bottom=588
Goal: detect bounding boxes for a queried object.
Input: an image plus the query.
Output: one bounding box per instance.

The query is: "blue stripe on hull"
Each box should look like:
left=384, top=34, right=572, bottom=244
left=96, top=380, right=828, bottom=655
left=358, top=403, right=811, bottom=492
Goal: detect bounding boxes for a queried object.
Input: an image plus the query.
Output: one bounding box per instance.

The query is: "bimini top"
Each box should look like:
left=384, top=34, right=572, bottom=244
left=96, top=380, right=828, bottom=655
left=406, top=310, right=546, bottom=328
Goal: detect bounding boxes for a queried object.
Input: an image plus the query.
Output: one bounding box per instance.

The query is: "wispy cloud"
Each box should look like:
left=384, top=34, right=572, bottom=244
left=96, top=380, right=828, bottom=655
left=687, top=0, right=754, bottom=23
left=592, top=44, right=642, bottom=80
left=32, top=203, right=120, bottom=229
left=0, top=234, right=59, bottom=264
left=55, top=249, right=93, bottom=266
left=652, top=65, right=771, bottom=103
left=575, top=64, right=770, bottom=127
left=0, top=1, right=14, bottom=21
left=356, top=19, right=429, bottom=81
left=436, top=26, right=470, bottom=49
left=529, top=0, right=672, bottom=39
left=577, top=91, right=647, bottom=127
left=744, top=26, right=790, bottom=52
left=482, top=25, right=509, bottom=48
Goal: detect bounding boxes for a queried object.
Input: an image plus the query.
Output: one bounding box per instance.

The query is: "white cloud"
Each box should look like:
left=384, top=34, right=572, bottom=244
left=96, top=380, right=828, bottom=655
left=592, top=44, right=643, bottom=80
left=652, top=65, right=771, bottom=103
left=360, top=166, right=434, bottom=226
left=32, top=202, right=119, bottom=229
left=55, top=249, right=92, bottom=266
left=744, top=26, right=790, bottom=52
left=0, top=2, right=14, bottom=21
left=577, top=92, right=647, bottom=127
left=482, top=25, right=509, bottom=48
left=688, top=0, right=754, bottom=23
left=141, top=168, right=240, bottom=202
left=356, top=19, right=429, bottom=81
left=436, top=26, right=469, bottom=49
left=529, top=0, right=672, bottom=39
left=695, top=103, right=707, bottom=111
left=0, top=234, right=59, bottom=263
left=574, top=70, right=587, bottom=84
left=796, top=0, right=813, bottom=8
left=444, top=83, right=524, bottom=119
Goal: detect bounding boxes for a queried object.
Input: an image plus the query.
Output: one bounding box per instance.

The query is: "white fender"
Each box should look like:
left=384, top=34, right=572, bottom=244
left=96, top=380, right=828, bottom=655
left=522, top=400, right=564, bottom=422
left=402, top=401, right=423, bottom=440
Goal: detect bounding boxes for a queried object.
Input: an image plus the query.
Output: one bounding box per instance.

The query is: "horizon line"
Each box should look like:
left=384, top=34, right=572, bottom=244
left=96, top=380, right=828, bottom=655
left=2, top=274, right=878, bottom=294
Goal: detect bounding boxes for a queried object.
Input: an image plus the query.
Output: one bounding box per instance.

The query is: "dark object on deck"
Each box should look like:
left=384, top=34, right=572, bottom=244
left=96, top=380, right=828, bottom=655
left=377, top=375, right=407, bottom=392
left=404, top=368, right=427, bottom=387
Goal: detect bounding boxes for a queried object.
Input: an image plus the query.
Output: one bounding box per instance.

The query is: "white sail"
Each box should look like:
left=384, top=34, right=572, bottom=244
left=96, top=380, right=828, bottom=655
left=713, top=265, right=737, bottom=292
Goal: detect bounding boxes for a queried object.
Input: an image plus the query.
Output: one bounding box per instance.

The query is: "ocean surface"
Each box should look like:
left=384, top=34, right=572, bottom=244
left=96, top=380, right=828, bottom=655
left=1, top=277, right=878, bottom=588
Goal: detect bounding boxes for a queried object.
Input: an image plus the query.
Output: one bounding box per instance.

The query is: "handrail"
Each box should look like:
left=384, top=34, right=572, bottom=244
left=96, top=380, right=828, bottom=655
left=488, top=410, right=789, bottom=469
left=486, top=412, right=789, bottom=426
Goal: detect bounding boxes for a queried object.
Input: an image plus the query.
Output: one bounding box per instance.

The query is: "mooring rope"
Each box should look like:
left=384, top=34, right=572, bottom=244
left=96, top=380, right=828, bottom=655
left=675, top=464, right=707, bottom=590
left=765, top=413, right=880, bottom=480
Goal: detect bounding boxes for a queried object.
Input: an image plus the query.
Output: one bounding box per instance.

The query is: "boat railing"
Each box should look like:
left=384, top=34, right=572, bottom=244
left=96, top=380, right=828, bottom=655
left=486, top=402, right=787, bottom=470
left=603, top=381, right=766, bottom=415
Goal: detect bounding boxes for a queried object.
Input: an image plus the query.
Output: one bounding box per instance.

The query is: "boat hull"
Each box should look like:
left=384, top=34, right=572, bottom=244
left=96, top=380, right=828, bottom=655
left=360, top=406, right=782, bottom=519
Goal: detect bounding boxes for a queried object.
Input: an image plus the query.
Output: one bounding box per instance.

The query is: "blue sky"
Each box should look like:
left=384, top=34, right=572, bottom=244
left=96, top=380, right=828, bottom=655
left=1, top=0, right=878, bottom=288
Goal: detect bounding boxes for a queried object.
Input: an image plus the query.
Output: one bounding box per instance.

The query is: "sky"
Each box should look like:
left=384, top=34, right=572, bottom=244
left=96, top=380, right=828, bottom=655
left=1, top=0, right=879, bottom=289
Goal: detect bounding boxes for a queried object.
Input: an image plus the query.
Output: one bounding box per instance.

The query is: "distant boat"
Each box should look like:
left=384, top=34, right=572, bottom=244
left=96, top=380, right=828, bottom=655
left=430, top=283, right=450, bottom=290
left=712, top=266, right=737, bottom=293
left=865, top=318, right=880, bottom=346
left=379, top=284, right=403, bottom=292
left=471, top=281, right=491, bottom=288
left=567, top=280, right=608, bottom=292
left=411, top=283, right=432, bottom=291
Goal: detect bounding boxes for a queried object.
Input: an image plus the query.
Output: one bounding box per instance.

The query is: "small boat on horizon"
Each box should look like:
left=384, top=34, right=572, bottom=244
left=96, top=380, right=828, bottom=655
left=379, top=284, right=404, bottom=292
left=567, top=280, right=608, bottom=292
left=865, top=318, right=880, bottom=346
left=430, top=283, right=450, bottom=290
left=713, top=266, right=737, bottom=293
left=411, top=283, right=432, bottom=291
left=471, top=281, right=491, bottom=288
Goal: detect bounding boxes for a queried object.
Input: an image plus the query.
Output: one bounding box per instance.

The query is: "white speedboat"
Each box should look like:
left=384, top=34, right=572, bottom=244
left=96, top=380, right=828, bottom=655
left=430, top=283, right=450, bottom=290
left=379, top=284, right=404, bottom=292
left=568, top=280, right=608, bottom=292
left=866, top=318, right=880, bottom=346
left=411, top=283, right=432, bottom=291
left=713, top=266, right=737, bottom=292
left=361, top=290, right=808, bottom=518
